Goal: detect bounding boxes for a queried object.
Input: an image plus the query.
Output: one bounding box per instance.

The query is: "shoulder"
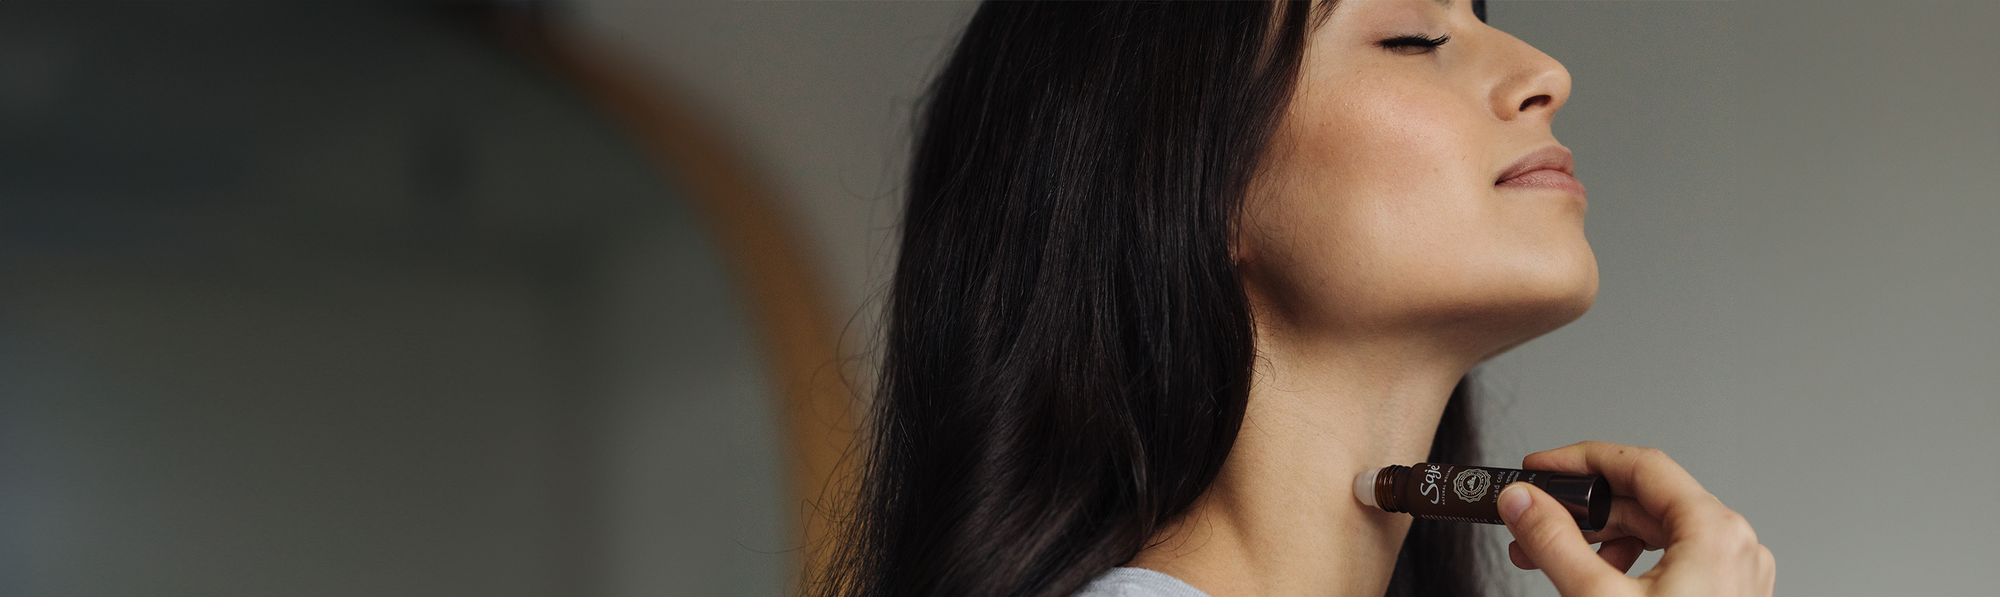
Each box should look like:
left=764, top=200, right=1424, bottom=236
left=1072, top=567, right=1212, bottom=597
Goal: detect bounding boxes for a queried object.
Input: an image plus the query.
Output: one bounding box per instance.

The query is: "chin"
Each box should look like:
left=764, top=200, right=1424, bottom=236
left=1535, top=276, right=1598, bottom=331
left=1474, top=251, right=1599, bottom=360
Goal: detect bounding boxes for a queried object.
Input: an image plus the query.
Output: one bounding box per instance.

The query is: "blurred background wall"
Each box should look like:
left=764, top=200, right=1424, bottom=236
left=1, top=1, right=1994, bottom=596
left=1477, top=2, right=1998, bottom=595
left=0, top=3, right=792, bottom=596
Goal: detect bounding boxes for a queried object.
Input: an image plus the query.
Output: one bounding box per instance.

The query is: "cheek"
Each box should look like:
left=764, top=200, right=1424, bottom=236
left=1306, top=86, right=1493, bottom=256
left=1302, top=86, right=1482, bottom=205
left=1266, top=88, right=1494, bottom=294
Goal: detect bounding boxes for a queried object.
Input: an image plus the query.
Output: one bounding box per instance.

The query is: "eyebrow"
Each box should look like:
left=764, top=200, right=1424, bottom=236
left=1317, top=0, right=1455, bottom=19
left=1313, top=0, right=1456, bottom=28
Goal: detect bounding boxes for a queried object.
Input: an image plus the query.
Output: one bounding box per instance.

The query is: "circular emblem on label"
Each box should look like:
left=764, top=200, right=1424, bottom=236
left=1453, top=468, right=1492, bottom=503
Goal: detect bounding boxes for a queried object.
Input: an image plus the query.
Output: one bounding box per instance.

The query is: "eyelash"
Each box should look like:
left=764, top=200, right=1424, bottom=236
left=1380, top=34, right=1451, bottom=53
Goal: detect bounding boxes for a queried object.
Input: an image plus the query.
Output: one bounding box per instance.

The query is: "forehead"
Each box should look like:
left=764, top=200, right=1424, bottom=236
left=1312, top=0, right=1481, bottom=25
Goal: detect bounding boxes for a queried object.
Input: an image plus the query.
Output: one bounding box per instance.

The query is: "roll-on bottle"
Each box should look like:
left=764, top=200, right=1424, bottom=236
left=1353, top=463, right=1611, bottom=532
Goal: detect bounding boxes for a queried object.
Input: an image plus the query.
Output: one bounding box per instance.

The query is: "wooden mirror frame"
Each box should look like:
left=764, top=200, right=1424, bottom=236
left=490, top=17, right=860, bottom=593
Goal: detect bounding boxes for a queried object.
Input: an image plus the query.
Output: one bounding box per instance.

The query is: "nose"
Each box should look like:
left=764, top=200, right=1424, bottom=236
left=1486, top=30, right=1571, bottom=123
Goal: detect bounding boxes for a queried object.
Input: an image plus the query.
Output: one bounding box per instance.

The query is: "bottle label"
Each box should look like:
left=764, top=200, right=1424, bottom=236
left=1404, top=464, right=1543, bottom=525
left=1393, top=463, right=1603, bottom=530
left=1452, top=467, right=1492, bottom=503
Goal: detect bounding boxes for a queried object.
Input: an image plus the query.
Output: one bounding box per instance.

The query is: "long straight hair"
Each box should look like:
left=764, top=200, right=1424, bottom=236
left=820, top=3, right=1487, bottom=597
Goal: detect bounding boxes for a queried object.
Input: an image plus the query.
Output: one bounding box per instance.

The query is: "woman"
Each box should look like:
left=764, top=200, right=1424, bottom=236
left=820, top=2, right=1774, bottom=597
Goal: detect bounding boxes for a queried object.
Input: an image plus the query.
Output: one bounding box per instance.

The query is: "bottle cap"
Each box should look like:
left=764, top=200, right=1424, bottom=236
left=1352, top=467, right=1382, bottom=508
left=1543, top=473, right=1613, bottom=532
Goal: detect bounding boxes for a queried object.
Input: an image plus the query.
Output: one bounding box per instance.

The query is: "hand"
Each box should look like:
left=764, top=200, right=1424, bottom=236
left=1497, top=442, right=1774, bottom=596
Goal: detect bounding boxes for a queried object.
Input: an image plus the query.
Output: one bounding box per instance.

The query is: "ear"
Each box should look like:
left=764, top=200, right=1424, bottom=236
left=1232, top=170, right=1276, bottom=268
left=1229, top=220, right=1254, bottom=267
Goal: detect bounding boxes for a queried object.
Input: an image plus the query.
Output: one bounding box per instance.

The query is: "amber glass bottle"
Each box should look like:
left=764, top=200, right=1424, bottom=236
left=1354, top=463, right=1611, bottom=532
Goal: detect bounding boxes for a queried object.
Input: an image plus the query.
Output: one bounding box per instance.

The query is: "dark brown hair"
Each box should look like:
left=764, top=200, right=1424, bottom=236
left=820, top=2, right=1487, bottom=597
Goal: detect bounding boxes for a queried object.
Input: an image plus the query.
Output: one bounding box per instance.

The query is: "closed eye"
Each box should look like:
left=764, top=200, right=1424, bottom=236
left=1379, top=34, right=1451, bottom=54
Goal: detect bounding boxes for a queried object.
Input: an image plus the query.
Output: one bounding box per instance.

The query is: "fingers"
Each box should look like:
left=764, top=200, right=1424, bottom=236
left=1511, top=529, right=1656, bottom=573
left=1523, top=443, right=1776, bottom=596
left=1508, top=497, right=1661, bottom=573
left=1579, top=496, right=1668, bottom=550
left=1595, top=536, right=1646, bottom=574
left=1510, top=496, right=1663, bottom=572
left=1500, top=482, right=1631, bottom=595
left=1508, top=540, right=1539, bottom=570
left=1523, top=442, right=1732, bottom=539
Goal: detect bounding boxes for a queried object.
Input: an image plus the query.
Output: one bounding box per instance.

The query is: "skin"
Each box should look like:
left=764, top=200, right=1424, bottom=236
left=1125, top=1, right=1774, bottom=596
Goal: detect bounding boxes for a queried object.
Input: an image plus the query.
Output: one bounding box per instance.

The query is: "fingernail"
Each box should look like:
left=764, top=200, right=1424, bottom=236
left=1499, top=484, right=1531, bottom=524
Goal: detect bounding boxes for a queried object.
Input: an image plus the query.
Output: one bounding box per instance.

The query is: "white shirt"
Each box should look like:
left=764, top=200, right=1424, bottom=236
left=1072, top=567, right=1213, bottom=597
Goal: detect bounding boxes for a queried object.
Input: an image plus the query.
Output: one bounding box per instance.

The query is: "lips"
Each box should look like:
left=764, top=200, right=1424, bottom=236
left=1496, top=145, right=1586, bottom=197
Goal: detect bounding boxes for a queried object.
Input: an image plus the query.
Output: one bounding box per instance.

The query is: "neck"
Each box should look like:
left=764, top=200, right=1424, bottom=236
left=1126, top=328, right=1474, bottom=597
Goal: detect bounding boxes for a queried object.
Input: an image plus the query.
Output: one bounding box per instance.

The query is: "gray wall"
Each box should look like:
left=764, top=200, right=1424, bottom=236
left=574, top=1, right=980, bottom=355
left=576, top=1, right=2000, bottom=595
left=1487, top=2, right=1999, bottom=595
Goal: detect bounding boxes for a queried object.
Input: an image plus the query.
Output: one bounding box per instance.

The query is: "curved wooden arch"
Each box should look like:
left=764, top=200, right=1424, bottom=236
left=491, top=18, right=860, bottom=595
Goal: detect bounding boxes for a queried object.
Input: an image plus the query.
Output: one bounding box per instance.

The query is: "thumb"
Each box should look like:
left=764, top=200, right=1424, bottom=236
left=1500, top=483, right=1630, bottom=596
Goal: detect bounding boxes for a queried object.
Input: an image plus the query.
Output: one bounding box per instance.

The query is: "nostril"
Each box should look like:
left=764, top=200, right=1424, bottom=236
left=1519, top=94, right=1553, bottom=112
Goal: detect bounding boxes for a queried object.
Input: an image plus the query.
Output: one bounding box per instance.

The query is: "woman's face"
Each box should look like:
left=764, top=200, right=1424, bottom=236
left=1240, top=0, right=1595, bottom=354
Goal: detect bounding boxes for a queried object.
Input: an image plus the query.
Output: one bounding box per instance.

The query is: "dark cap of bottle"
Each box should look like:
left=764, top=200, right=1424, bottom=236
left=1542, top=473, right=1613, bottom=532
